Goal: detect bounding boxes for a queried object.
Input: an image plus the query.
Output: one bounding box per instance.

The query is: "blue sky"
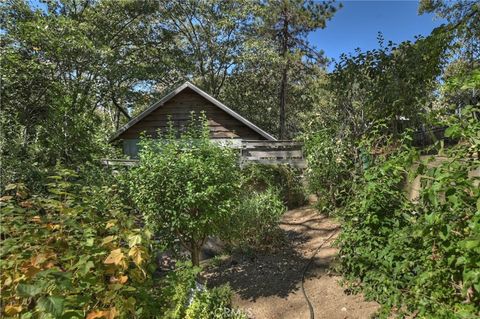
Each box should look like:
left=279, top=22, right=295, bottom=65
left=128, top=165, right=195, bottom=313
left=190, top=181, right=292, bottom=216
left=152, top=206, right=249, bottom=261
left=310, top=1, right=446, bottom=66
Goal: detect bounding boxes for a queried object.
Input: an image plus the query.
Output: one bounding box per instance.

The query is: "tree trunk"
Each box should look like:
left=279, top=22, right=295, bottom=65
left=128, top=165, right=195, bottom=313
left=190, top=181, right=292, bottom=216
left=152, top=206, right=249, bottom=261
left=279, top=8, right=289, bottom=140
left=191, top=243, right=200, bottom=267
left=279, top=67, right=287, bottom=139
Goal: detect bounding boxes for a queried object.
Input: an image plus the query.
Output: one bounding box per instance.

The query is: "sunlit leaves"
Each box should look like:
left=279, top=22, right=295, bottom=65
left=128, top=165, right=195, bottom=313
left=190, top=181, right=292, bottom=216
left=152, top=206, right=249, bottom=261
left=104, top=249, right=125, bottom=266
left=0, top=169, right=157, bottom=318
left=86, top=307, right=118, bottom=319
left=4, top=305, right=23, bottom=317
left=128, top=246, right=144, bottom=266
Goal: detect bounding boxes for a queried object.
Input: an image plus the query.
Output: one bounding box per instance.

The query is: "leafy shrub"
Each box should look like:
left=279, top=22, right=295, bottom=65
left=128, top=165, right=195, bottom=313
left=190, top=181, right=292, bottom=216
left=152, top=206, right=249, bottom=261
left=127, top=121, right=241, bottom=266
left=303, top=128, right=355, bottom=213
left=336, top=108, right=480, bottom=318
left=241, top=164, right=306, bottom=209
left=185, top=284, right=247, bottom=319
left=0, top=169, right=161, bottom=318
left=224, top=188, right=286, bottom=249
left=160, top=262, right=246, bottom=319
left=160, top=262, right=200, bottom=319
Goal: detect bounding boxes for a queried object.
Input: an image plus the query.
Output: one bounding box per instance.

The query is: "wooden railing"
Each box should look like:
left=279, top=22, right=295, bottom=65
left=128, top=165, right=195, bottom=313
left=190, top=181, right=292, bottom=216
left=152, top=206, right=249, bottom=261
left=239, top=140, right=306, bottom=168
left=102, top=140, right=306, bottom=168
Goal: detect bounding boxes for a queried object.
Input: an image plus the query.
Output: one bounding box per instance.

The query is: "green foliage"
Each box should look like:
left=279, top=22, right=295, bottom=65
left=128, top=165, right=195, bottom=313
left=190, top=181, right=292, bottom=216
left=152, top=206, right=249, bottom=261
left=419, top=0, right=479, bottom=62
left=160, top=262, right=200, bottom=319
left=241, top=164, right=307, bottom=209
left=439, top=61, right=480, bottom=112
left=127, top=121, right=241, bottom=266
left=328, top=32, right=450, bottom=139
left=0, top=0, right=181, bottom=190
left=335, top=109, right=480, bottom=318
left=224, top=188, right=286, bottom=249
left=185, top=285, right=247, bottom=319
left=0, top=169, right=161, bottom=318
left=160, top=263, right=246, bottom=319
left=304, top=128, right=354, bottom=213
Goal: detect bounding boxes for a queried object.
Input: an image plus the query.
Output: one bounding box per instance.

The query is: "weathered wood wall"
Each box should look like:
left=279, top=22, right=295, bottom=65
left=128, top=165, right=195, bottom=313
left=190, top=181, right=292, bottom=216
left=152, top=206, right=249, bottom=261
left=117, top=87, right=266, bottom=141
left=240, top=140, right=306, bottom=168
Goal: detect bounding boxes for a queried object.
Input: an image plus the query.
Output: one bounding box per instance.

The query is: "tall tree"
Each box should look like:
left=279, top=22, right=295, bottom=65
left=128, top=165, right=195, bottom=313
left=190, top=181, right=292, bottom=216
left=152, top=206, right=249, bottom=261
left=256, top=0, right=339, bottom=139
left=158, top=0, right=254, bottom=97
left=419, top=0, right=479, bottom=62
left=0, top=0, right=180, bottom=188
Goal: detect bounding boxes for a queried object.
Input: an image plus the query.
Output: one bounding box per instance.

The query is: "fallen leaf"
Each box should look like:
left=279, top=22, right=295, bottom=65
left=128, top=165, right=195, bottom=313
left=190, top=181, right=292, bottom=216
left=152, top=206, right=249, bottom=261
left=19, top=200, right=33, bottom=208
left=106, top=307, right=118, bottom=319
left=21, top=265, right=41, bottom=279
left=31, top=254, right=47, bottom=267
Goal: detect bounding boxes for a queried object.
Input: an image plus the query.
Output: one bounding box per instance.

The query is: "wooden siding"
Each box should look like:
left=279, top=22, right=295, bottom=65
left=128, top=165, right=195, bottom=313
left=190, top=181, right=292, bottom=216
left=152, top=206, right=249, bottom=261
left=239, top=140, right=306, bottom=168
left=117, top=88, right=266, bottom=141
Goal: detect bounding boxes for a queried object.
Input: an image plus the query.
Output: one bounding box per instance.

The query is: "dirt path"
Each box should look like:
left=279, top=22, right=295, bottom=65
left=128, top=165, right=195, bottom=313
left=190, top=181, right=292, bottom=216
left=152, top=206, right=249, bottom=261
left=204, top=206, right=379, bottom=319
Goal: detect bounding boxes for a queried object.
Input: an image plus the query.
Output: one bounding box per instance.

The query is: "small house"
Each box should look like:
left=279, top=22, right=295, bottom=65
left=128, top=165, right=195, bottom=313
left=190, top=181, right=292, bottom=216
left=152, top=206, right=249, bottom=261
left=110, top=82, right=276, bottom=158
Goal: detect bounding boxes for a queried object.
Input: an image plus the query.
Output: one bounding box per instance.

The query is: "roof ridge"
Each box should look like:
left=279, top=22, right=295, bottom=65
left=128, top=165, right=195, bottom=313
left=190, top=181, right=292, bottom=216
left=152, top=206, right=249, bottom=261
left=109, top=81, right=276, bottom=142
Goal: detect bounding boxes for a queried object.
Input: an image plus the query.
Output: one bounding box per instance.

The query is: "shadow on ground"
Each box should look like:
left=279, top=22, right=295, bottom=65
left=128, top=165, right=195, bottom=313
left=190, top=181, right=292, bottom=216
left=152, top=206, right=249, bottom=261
left=204, top=214, right=337, bottom=301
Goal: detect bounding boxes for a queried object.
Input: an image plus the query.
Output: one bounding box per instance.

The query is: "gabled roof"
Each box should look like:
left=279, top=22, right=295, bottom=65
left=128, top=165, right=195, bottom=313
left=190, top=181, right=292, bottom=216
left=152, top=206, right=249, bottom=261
left=110, top=81, right=276, bottom=142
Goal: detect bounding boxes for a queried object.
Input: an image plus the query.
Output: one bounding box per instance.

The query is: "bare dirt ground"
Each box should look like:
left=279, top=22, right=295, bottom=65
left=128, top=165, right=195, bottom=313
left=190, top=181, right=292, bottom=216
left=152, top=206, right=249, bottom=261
left=203, top=206, right=379, bottom=319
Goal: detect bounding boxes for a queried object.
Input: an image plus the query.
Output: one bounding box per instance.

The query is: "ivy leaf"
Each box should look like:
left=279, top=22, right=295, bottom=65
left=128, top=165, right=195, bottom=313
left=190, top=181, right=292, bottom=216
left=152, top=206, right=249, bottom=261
left=37, top=296, right=64, bottom=317
left=463, top=240, right=480, bottom=250
left=86, top=237, right=95, bottom=247
left=127, top=234, right=142, bottom=248
left=444, top=126, right=460, bottom=138
left=17, top=283, right=42, bottom=297
left=79, top=260, right=95, bottom=276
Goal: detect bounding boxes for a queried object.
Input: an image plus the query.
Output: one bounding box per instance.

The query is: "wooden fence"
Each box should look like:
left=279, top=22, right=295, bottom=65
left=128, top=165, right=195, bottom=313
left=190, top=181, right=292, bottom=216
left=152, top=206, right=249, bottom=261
left=406, top=155, right=480, bottom=203
left=102, top=140, right=306, bottom=168
left=239, top=140, right=306, bottom=168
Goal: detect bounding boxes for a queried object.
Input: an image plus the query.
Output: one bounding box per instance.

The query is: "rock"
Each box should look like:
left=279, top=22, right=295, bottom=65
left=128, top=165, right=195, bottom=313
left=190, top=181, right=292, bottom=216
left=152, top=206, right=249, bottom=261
left=200, top=236, right=226, bottom=260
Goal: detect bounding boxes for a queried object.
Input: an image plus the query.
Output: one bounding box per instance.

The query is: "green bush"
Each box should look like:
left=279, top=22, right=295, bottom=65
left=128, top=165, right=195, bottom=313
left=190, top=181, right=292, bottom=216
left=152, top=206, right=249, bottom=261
left=185, top=285, right=247, bottom=319
left=127, top=120, right=241, bottom=266
left=241, top=164, right=306, bottom=209
left=160, top=262, right=246, bottom=319
left=304, top=128, right=355, bottom=213
left=336, top=108, right=480, bottom=318
left=160, top=262, right=200, bottom=319
left=224, top=187, right=286, bottom=249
